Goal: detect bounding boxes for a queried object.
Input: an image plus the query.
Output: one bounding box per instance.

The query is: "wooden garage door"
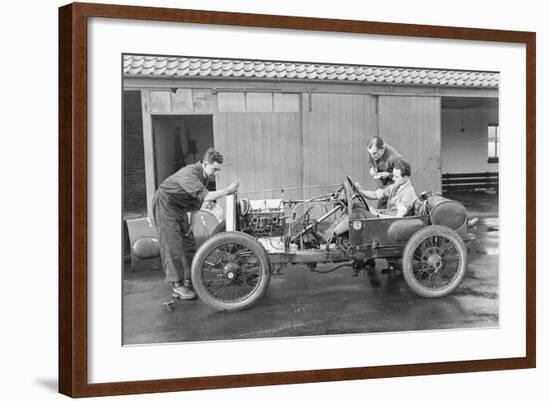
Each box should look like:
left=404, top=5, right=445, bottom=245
left=302, top=93, right=378, bottom=198
left=378, top=96, right=442, bottom=193
left=214, top=112, right=303, bottom=200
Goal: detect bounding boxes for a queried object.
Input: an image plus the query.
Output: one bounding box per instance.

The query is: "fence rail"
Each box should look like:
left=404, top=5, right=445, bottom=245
left=442, top=172, right=498, bottom=192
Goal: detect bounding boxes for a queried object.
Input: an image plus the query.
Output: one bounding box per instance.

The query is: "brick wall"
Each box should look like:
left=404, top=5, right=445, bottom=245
left=123, top=91, right=147, bottom=218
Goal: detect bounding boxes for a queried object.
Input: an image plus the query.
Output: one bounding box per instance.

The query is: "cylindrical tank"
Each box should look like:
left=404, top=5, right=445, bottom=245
left=132, top=237, right=160, bottom=259
left=190, top=209, right=224, bottom=247
left=426, top=196, right=467, bottom=230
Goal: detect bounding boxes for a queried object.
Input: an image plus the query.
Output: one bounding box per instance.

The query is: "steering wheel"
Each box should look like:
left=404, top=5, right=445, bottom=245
left=345, top=176, right=371, bottom=213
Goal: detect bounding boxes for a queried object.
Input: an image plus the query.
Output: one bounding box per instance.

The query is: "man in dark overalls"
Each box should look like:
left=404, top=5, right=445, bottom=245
left=153, top=148, right=239, bottom=300
left=367, top=136, right=403, bottom=209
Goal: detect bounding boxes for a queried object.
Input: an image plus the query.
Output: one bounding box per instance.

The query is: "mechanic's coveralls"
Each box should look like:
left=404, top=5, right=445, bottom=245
left=152, top=162, right=209, bottom=283
left=368, top=143, right=402, bottom=208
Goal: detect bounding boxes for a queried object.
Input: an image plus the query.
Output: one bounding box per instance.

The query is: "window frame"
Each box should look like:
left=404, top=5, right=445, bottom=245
left=488, top=122, right=500, bottom=163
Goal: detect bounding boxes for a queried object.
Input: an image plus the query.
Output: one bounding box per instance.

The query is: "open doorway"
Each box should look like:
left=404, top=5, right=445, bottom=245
left=441, top=97, right=499, bottom=193
left=152, top=115, right=215, bottom=189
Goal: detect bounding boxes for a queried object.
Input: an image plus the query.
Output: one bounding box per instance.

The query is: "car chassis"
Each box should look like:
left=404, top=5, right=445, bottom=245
left=191, top=176, right=477, bottom=311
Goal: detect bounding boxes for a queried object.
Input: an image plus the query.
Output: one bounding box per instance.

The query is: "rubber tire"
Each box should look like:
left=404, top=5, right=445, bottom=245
left=191, top=231, right=271, bottom=311
left=402, top=225, right=467, bottom=298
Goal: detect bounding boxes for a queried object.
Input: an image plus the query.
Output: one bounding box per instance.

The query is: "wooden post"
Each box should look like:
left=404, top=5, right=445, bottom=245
left=225, top=194, right=236, bottom=231
left=140, top=89, right=156, bottom=217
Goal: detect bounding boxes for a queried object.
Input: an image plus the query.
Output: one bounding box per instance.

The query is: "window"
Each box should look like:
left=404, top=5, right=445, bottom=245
left=488, top=123, right=499, bottom=163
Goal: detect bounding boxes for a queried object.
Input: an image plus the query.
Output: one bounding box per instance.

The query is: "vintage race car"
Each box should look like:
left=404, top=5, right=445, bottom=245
left=190, top=176, right=477, bottom=311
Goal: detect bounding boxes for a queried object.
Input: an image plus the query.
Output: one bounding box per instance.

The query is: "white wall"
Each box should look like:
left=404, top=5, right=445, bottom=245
left=0, top=1, right=547, bottom=401
left=441, top=107, right=499, bottom=174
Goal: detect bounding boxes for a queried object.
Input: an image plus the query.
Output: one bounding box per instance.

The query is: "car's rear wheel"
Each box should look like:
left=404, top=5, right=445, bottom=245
left=191, top=231, right=271, bottom=311
left=402, top=225, right=467, bottom=298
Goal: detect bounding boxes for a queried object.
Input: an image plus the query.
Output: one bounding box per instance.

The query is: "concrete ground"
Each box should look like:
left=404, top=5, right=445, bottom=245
left=122, top=191, right=498, bottom=345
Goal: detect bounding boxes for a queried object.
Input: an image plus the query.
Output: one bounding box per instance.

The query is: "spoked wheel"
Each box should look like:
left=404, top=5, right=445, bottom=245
left=402, top=225, right=467, bottom=298
left=191, top=231, right=271, bottom=311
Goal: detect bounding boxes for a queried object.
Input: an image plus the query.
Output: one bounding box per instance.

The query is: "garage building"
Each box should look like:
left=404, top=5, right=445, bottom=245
left=123, top=55, right=499, bottom=220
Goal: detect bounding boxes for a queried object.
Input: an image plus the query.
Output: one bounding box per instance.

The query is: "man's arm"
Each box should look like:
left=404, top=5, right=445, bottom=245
left=368, top=153, right=378, bottom=177
left=373, top=204, right=406, bottom=219
left=360, top=185, right=393, bottom=217
left=361, top=183, right=392, bottom=200
left=204, top=181, right=239, bottom=202
left=374, top=188, right=416, bottom=218
left=360, top=189, right=379, bottom=200
left=368, top=153, right=376, bottom=168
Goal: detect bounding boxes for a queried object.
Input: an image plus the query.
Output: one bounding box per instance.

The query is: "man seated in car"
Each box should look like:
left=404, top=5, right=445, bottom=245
left=362, top=158, right=417, bottom=218
left=322, top=159, right=417, bottom=241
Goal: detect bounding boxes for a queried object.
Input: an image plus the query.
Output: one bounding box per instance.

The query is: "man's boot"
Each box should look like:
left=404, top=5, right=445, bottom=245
left=172, top=281, right=197, bottom=300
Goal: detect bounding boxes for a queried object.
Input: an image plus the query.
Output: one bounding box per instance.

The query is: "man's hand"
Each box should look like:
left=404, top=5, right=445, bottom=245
left=369, top=167, right=377, bottom=177
left=226, top=181, right=240, bottom=195
left=374, top=171, right=390, bottom=179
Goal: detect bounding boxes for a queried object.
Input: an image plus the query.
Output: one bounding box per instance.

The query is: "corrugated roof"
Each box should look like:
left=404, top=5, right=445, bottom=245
left=123, top=55, right=499, bottom=88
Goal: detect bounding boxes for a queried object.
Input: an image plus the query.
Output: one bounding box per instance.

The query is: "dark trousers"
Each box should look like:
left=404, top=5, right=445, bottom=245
left=152, top=195, right=196, bottom=284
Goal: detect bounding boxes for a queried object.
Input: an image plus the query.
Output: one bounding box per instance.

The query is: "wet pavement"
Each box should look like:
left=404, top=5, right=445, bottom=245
left=122, top=191, right=499, bottom=345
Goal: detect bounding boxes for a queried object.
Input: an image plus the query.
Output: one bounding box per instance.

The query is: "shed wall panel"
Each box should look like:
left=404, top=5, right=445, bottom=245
left=214, top=113, right=302, bottom=201
left=218, top=92, right=245, bottom=112
left=302, top=93, right=378, bottom=198
left=150, top=90, right=171, bottom=113
left=246, top=92, right=273, bottom=112
left=274, top=93, right=300, bottom=112
left=171, top=89, right=193, bottom=113
left=192, top=89, right=216, bottom=113
left=378, top=96, right=442, bottom=193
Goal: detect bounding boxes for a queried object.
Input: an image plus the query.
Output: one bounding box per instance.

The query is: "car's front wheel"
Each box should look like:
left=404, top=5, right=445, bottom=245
left=191, top=231, right=271, bottom=311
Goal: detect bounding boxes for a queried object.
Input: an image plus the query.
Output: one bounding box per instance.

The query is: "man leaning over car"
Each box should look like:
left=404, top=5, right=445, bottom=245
left=152, top=148, right=239, bottom=300
left=366, top=136, right=403, bottom=208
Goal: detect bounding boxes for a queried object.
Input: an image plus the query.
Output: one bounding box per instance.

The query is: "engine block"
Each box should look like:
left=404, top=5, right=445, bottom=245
left=238, top=199, right=286, bottom=237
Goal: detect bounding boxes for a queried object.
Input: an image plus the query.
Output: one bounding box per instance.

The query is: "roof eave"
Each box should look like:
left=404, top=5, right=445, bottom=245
left=122, top=74, right=498, bottom=89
